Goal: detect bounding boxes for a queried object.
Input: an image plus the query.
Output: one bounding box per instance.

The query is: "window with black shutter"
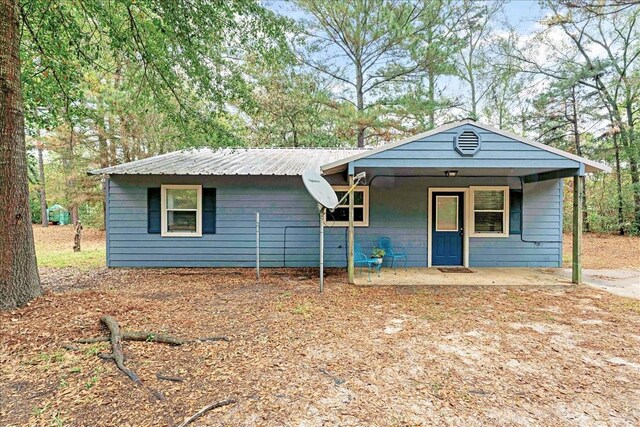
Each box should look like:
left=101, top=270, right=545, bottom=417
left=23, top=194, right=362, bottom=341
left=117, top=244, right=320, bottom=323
left=509, top=189, right=523, bottom=234
left=147, top=188, right=161, bottom=234
left=202, top=188, right=216, bottom=234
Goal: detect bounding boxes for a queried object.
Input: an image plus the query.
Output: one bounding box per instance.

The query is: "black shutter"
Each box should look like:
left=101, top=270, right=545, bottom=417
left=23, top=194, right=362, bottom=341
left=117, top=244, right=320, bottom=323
left=509, top=189, right=522, bottom=234
left=148, top=188, right=161, bottom=234
left=202, top=188, right=216, bottom=234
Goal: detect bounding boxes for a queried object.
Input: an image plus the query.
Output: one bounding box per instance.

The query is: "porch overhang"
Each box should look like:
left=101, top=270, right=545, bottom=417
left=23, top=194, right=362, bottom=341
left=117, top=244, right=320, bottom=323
left=326, top=165, right=587, bottom=183
left=326, top=163, right=599, bottom=179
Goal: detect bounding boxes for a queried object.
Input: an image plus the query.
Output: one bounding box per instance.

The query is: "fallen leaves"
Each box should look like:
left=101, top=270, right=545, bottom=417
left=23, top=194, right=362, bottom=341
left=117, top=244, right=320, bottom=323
left=1, top=266, right=639, bottom=426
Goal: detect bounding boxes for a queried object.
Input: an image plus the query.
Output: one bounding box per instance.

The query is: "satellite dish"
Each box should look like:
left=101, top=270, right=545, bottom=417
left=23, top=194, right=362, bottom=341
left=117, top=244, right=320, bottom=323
left=302, top=170, right=339, bottom=210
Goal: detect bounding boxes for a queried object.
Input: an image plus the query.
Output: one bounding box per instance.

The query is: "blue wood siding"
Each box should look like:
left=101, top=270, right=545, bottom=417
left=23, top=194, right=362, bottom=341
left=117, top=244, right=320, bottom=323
left=470, top=180, right=563, bottom=267
left=353, top=124, right=580, bottom=171
left=107, top=175, right=563, bottom=268
left=350, top=177, right=563, bottom=269
left=107, top=175, right=348, bottom=268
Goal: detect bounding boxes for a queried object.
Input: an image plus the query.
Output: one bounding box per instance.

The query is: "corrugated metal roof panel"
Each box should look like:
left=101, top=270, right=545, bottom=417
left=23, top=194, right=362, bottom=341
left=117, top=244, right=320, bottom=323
left=89, top=147, right=369, bottom=176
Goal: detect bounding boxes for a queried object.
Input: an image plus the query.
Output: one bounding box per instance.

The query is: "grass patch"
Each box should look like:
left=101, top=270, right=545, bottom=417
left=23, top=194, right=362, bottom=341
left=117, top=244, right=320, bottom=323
left=33, top=224, right=105, bottom=269
left=611, top=299, right=640, bottom=315
left=292, top=301, right=314, bottom=317
left=36, top=247, right=105, bottom=269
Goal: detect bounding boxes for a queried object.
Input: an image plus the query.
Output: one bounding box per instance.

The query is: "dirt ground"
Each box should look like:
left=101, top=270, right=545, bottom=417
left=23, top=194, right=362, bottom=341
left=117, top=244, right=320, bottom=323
left=32, top=225, right=105, bottom=250
left=1, top=227, right=638, bottom=425
left=2, top=267, right=640, bottom=426
left=33, top=225, right=106, bottom=269
left=563, top=232, right=640, bottom=269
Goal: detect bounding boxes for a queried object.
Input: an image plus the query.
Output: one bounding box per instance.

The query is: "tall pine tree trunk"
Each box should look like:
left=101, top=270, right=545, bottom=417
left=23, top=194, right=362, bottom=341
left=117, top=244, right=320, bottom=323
left=0, top=0, right=42, bottom=309
left=570, top=86, right=589, bottom=232
left=355, top=62, right=365, bottom=148
left=612, top=133, right=625, bottom=235
left=428, top=68, right=435, bottom=130
left=624, top=102, right=640, bottom=232
left=37, top=140, right=47, bottom=227
left=62, top=126, right=79, bottom=225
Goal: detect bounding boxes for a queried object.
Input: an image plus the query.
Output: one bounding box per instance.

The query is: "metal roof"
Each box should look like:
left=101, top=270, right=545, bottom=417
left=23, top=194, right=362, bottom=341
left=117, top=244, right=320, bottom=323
left=89, top=147, right=369, bottom=176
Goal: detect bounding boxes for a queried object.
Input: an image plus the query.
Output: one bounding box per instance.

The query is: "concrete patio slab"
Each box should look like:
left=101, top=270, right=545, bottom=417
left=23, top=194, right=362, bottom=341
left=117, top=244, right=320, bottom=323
left=353, top=267, right=573, bottom=287
left=556, top=268, right=640, bottom=299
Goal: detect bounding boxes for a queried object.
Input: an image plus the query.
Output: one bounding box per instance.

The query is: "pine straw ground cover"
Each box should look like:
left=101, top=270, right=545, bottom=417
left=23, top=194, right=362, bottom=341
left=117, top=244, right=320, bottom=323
left=1, top=268, right=640, bottom=426
left=563, top=233, right=640, bottom=269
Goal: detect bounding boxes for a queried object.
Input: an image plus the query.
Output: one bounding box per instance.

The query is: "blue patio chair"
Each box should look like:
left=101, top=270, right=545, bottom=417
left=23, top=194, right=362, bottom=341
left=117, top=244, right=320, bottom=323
left=354, top=242, right=382, bottom=281
left=377, top=237, right=407, bottom=273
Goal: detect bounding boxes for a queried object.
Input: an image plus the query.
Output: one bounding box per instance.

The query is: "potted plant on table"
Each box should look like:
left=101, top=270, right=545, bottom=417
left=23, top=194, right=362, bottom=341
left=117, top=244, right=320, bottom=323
left=371, top=247, right=385, bottom=265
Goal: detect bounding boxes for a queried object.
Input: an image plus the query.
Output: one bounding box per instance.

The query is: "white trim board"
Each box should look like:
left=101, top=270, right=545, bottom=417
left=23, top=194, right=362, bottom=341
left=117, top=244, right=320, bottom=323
left=321, top=119, right=610, bottom=174
left=160, top=184, right=203, bottom=237
left=324, top=185, right=370, bottom=227
left=469, top=186, right=510, bottom=238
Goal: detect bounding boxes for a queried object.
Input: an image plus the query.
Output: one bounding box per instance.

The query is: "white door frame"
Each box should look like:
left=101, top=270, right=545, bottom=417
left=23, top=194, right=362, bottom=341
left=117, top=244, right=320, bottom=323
left=427, top=187, right=470, bottom=268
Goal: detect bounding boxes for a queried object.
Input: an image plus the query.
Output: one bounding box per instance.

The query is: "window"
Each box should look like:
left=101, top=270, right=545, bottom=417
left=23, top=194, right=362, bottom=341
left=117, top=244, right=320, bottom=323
left=161, top=185, right=202, bottom=237
left=325, top=186, right=369, bottom=227
left=470, top=186, right=509, bottom=237
left=435, top=196, right=458, bottom=231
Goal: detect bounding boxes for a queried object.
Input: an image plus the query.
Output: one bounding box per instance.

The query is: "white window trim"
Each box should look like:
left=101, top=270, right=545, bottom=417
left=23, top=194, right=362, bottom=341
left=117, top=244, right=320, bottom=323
left=161, top=184, right=202, bottom=237
left=469, top=186, right=509, bottom=238
left=435, top=195, right=459, bottom=232
left=324, top=186, right=369, bottom=227
left=427, top=187, right=469, bottom=268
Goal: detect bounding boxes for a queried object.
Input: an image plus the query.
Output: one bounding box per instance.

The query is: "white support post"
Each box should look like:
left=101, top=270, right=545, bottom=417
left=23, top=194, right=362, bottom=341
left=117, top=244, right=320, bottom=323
left=256, top=212, right=260, bottom=281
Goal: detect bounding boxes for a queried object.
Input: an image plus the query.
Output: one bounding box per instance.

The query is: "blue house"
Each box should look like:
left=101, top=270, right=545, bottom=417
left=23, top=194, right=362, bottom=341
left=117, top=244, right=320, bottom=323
left=90, top=120, right=609, bottom=282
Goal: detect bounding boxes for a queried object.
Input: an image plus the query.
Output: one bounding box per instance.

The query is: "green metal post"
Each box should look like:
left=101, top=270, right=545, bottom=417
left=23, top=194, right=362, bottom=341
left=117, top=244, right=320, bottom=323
left=348, top=174, right=355, bottom=284
left=572, top=175, right=583, bottom=284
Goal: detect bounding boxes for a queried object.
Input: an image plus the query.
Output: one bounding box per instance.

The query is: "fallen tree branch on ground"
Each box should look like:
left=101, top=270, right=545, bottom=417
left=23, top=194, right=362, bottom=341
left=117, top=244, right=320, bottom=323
left=156, top=373, right=184, bottom=382
left=76, top=332, right=229, bottom=345
left=100, top=315, right=142, bottom=385
left=70, top=315, right=229, bottom=390
left=177, top=399, right=237, bottom=427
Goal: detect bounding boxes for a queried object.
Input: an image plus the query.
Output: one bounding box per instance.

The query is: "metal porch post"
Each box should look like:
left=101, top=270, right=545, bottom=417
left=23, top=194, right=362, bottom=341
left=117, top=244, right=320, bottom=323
left=319, top=203, right=324, bottom=292
left=348, top=172, right=355, bottom=284
left=572, top=174, right=583, bottom=284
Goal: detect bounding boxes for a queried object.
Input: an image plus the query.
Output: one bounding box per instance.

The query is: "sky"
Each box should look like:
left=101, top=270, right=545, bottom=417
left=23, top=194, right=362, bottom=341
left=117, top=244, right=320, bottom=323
left=265, top=1, right=546, bottom=34
left=263, top=0, right=552, bottom=131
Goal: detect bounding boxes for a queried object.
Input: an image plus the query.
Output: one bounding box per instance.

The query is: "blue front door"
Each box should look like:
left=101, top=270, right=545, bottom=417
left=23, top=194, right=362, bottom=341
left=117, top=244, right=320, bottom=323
left=432, top=192, right=464, bottom=266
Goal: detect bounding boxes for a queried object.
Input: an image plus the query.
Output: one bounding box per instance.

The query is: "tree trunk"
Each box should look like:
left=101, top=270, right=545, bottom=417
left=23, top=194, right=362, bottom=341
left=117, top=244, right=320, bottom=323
left=37, top=140, right=47, bottom=227
left=98, top=117, right=109, bottom=230
left=355, top=62, right=365, bottom=148
left=428, top=68, right=435, bottom=130
left=612, top=134, right=625, bottom=235
left=426, top=28, right=435, bottom=130
left=73, top=221, right=82, bottom=252
left=570, top=86, right=589, bottom=232
left=624, top=101, right=640, bottom=232
left=70, top=204, right=79, bottom=225
left=0, top=0, right=42, bottom=309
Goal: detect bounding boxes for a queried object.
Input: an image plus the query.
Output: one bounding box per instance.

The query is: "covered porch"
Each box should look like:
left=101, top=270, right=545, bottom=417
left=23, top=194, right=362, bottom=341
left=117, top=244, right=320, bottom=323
left=319, top=121, right=611, bottom=286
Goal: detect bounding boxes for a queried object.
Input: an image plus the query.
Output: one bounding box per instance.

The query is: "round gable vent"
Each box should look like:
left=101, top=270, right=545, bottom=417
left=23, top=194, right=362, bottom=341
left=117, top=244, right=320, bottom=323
left=454, top=129, right=481, bottom=156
